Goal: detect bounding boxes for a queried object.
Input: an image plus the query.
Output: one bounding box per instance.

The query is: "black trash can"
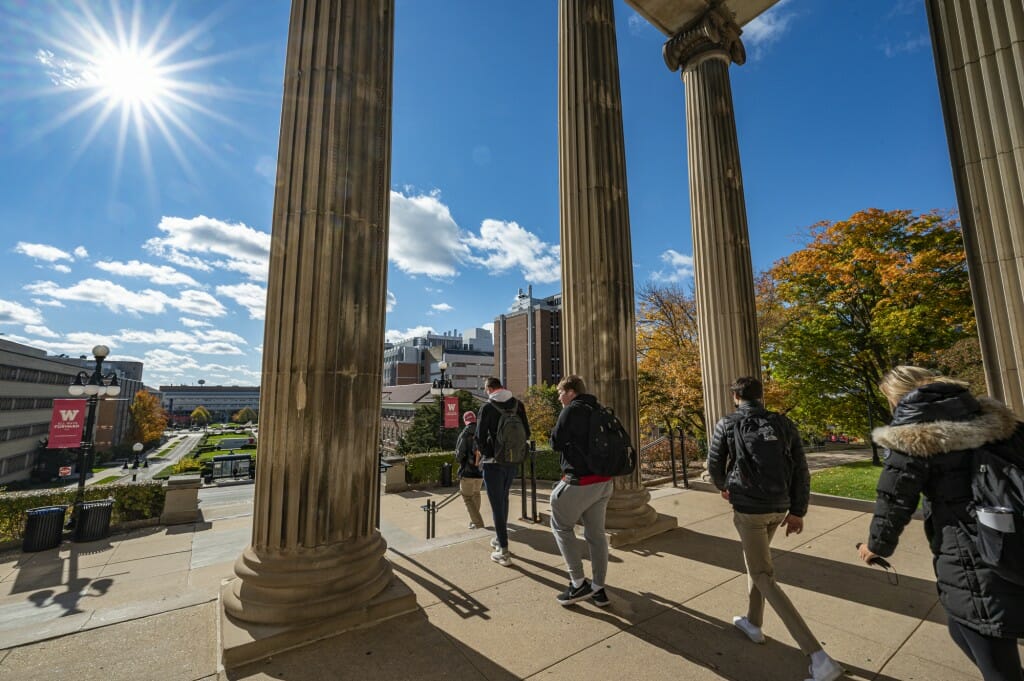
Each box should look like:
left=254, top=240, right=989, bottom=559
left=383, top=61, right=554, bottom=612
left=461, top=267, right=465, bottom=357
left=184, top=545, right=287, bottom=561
left=22, top=506, right=67, bottom=552
left=440, top=462, right=453, bottom=487
left=73, top=499, right=114, bottom=542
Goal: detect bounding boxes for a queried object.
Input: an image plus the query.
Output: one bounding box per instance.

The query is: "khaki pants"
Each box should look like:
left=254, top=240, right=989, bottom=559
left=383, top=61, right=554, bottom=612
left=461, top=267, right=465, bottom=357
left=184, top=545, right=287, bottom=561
left=733, top=510, right=820, bottom=654
left=460, top=477, right=484, bottom=527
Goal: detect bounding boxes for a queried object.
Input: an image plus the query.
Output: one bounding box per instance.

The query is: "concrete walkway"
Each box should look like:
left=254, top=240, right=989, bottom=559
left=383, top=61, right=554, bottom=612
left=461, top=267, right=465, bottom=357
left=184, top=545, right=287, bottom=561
left=0, top=479, right=1018, bottom=681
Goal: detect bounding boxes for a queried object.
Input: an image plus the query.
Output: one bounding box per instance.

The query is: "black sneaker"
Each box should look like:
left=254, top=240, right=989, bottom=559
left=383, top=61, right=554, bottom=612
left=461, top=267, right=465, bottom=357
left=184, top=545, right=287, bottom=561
left=591, top=588, right=610, bottom=607
left=556, top=580, right=593, bottom=606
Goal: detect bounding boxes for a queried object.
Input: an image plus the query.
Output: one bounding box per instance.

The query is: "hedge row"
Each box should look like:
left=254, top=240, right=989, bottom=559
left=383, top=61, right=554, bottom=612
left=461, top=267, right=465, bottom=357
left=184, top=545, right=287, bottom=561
left=404, top=449, right=563, bottom=485
left=0, top=482, right=166, bottom=542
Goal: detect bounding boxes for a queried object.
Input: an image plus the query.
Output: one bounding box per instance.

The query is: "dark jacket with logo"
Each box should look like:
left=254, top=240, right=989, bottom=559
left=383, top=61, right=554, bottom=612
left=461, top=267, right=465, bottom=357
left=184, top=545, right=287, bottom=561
left=454, top=425, right=482, bottom=479
left=868, top=382, right=1024, bottom=637
left=475, top=389, right=531, bottom=464
left=550, top=393, right=601, bottom=481
left=707, top=400, right=809, bottom=517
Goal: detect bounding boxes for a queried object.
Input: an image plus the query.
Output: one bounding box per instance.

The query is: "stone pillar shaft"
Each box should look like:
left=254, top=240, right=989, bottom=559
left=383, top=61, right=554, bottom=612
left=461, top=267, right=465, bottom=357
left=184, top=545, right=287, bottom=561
left=224, top=0, right=395, bottom=626
left=927, top=0, right=1024, bottom=415
left=683, top=54, right=760, bottom=431
left=558, top=0, right=656, bottom=530
left=664, top=4, right=760, bottom=432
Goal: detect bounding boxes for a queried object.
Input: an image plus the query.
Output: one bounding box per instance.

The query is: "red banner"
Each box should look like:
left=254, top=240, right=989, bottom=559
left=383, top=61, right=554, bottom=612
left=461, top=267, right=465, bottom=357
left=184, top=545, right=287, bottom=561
left=48, top=399, right=87, bottom=449
left=443, top=396, right=459, bottom=429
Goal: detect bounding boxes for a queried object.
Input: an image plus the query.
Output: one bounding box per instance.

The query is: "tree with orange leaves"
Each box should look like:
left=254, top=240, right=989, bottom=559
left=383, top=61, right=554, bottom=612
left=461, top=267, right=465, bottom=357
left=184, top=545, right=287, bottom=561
left=765, top=208, right=975, bottom=437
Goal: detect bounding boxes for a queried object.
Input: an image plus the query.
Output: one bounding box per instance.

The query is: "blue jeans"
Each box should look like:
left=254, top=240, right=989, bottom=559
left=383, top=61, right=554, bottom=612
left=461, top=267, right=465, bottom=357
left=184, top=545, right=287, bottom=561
left=482, top=463, right=518, bottom=549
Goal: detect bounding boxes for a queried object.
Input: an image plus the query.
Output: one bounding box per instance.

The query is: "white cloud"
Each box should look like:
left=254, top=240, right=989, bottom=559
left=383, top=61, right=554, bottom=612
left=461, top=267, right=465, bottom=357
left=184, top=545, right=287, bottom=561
left=627, top=13, right=655, bottom=36
left=0, top=299, right=44, bottom=325
left=52, top=264, right=72, bottom=273
left=35, top=49, right=87, bottom=88
left=743, top=0, right=796, bottom=59
left=462, top=219, right=561, bottom=284
left=1, top=333, right=115, bottom=357
left=74, top=246, right=89, bottom=258
left=431, top=303, right=453, bottom=312
left=23, top=279, right=226, bottom=317
left=141, top=348, right=261, bottom=385
left=389, top=190, right=470, bottom=278
left=216, top=283, right=267, bottom=320
left=32, top=298, right=64, bottom=308
left=386, top=290, right=396, bottom=312
left=385, top=326, right=435, bottom=344
left=255, top=156, right=277, bottom=184
left=117, top=329, right=197, bottom=345
left=179, top=317, right=212, bottom=328
left=145, top=215, right=270, bottom=282
left=15, top=242, right=73, bottom=262
left=94, top=260, right=201, bottom=287
left=198, top=329, right=247, bottom=344
left=651, top=249, right=694, bottom=283
left=882, top=35, right=931, bottom=58
left=23, top=324, right=59, bottom=338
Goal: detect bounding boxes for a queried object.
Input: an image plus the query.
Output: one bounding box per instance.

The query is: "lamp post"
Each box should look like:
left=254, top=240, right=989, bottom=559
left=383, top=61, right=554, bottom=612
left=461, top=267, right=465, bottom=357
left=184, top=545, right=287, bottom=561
left=429, top=359, right=453, bottom=449
left=66, top=345, right=120, bottom=527
left=132, top=442, right=144, bottom=480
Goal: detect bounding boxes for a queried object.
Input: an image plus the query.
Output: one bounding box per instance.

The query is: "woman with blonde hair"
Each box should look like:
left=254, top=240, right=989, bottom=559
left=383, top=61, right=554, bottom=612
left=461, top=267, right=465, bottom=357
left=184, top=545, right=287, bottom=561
left=860, top=366, right=1024, bottom=681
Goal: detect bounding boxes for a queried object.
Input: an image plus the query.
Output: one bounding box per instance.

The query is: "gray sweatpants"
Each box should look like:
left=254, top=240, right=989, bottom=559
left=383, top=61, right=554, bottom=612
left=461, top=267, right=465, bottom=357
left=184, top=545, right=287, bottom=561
left=549, top=480, right=614, bottom=588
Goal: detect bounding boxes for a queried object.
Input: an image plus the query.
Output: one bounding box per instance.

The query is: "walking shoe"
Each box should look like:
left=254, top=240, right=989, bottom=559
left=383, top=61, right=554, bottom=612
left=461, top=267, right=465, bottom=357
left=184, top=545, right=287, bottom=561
left=469, top=523, right=478, bottom=529
left=591, top=588, right=610, bottom=607
left=556, top=580, right=593, bottom=606
left=490, top=550, right=512, bottom=567
left=732, top=616, right=766, bottom=644
left=490, top=536, right=500, bottom=549
left=805, top=655, right=844, bottom=681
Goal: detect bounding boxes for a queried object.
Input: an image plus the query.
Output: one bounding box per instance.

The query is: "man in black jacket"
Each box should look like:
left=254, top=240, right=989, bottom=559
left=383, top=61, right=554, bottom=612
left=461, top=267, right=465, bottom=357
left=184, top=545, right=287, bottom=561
left=548, top=375, right=613, bottom=607
left=454, top=410, right=484, bottom=529
left=475, top=377, right=530, bottom=566
left=707, top=377, right=843, bottom=681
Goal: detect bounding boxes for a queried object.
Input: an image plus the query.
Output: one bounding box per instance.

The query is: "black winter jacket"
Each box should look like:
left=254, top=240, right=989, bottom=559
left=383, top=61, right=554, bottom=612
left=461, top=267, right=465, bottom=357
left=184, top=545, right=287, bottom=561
left=868, top=382, right=1024, bottom=638
left=454, top=425, right=481, bottom=479
left=550, top=393, right=602, bottom=481
left=475, top=390, right=531, bottom=464
left=707, top=401, right=810, bottom=516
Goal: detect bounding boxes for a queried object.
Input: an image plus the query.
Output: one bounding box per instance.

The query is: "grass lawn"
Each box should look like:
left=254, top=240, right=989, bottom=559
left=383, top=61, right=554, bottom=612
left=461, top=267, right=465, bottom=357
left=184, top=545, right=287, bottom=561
left=93, top=474, right=124, bottom=485
left=810, top=460, right=884, bottom=501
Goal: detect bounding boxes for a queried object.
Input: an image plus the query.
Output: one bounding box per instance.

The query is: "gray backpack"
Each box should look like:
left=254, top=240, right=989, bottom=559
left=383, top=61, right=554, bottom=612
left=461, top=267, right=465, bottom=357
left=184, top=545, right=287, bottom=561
left=493, top=400, right=528, bottom=464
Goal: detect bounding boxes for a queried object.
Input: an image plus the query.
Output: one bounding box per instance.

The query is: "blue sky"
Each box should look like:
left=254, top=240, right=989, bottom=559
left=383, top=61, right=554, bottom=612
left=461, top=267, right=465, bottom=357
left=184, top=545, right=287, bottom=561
left=0, top=0, right=955, bottom=387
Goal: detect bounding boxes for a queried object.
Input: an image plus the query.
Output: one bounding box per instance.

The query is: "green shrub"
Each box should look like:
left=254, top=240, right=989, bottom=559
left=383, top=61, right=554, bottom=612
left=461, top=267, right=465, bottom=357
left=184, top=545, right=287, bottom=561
left=0, top=482, right=166, bottom=542
left=173, top=458, right=205, bottom=474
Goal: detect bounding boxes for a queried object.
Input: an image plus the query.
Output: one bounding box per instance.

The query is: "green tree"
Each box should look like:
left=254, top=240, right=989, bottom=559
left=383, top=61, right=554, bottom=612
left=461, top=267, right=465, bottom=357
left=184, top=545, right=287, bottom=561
left=397, top=390, right=478, bottom=455
left=766, top=208, right=975, bottom=438
left=232, top=407, right=258, bottom=424
left=129, top=390, right=168, bottom=445
left=190, top=405, right=212, bottom=427
left=523, top=382, right=560, bottom=448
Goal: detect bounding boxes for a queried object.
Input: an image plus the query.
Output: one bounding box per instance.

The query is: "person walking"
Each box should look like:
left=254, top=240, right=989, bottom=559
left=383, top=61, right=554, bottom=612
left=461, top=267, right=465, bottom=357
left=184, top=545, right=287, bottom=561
left=454, top=410, right=485, bottom=529
left=476, top=377, right=530, bottom=567
left=548, top=375, right=614, bottom=606
left=707, top=377, right=844, bottom=681
left=860, top=366, right=1024, bottom=681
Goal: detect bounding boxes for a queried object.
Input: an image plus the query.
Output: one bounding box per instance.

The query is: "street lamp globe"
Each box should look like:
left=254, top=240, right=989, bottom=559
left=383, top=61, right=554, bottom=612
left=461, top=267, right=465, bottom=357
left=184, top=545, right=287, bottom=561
left=83, top=381, right=101, bottom=396
left=92, top=345, right=110, bottom=359
left=438, top=360, right=448, bottom=372
left=106, top=376, right=121, bottom=397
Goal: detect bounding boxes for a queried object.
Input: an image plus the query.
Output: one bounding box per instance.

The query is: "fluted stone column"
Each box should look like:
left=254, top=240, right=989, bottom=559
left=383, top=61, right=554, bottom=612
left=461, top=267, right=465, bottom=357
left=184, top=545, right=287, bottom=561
left=927, top=0, right=1024, bottom=416
left=559, top=0, right=673, bottom=544
left=664, top=5, right=761, bottom=433
left=219, top=0, right=414, bottom=666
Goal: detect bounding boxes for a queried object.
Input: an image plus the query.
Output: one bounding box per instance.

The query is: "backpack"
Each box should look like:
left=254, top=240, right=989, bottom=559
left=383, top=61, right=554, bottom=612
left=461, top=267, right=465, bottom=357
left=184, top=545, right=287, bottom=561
left=584, top=403, right=636, bottom=477
left=730, top=412, right=791, bottom=498
left=970, top=427, right=1024, bottom=586
left=493, top=400, right=529, bottom=464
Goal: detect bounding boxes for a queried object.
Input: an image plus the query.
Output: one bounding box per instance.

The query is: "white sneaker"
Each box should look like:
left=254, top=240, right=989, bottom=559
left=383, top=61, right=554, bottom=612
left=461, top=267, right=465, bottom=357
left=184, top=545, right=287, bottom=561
left=490, top=550, right=511, bottom=567
left=732, top=616, right=765, bottom=644
left=469, top=523, right=478, bottom=530
left=490, top=536, right=500, bottom=549
left=805, top=655, right=844, bottom=681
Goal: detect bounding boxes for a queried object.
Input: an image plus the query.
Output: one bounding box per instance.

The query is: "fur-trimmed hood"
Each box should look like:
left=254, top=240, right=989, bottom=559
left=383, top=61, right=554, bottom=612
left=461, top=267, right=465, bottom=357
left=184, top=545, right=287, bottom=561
left=873, top=395, right=1019, bottom=457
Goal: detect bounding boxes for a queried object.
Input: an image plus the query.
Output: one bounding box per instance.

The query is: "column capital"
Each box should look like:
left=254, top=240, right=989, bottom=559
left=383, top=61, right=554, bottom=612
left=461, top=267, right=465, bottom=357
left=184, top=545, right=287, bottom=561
left=663, top=2, right=745, bottom=72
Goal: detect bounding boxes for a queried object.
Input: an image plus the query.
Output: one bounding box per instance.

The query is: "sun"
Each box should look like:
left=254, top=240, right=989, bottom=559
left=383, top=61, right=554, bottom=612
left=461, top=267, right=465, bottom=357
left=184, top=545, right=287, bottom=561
left=27, top=0, right=233, bottom=182
left=91, top=46, right=169, bottom=107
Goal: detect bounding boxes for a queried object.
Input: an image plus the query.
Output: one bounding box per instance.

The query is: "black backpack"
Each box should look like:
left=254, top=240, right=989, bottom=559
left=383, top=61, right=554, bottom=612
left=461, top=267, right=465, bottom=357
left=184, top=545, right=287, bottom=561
left=584, top=403, right=636, bottom=476
left=730, top=412, right=791, bottom=497
left=493, top=400, right=529, bottom=464
left=970, top=425, right=1024, bottom=586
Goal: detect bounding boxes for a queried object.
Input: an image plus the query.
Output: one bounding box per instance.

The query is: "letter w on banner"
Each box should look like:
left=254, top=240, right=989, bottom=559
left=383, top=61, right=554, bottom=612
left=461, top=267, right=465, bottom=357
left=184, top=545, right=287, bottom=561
left=48, top=399, right=87, bottom=449
left=443, top=396, right=460, bottom=429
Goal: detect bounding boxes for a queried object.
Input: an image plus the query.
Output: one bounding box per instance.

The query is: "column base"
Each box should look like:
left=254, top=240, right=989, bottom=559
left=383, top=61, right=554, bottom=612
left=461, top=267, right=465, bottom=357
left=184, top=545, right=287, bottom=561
left=605, top=484, right=659, bottom=529
left=219, top=576, right=418, bottom=670
left=536, top=512, right=677, bottom=549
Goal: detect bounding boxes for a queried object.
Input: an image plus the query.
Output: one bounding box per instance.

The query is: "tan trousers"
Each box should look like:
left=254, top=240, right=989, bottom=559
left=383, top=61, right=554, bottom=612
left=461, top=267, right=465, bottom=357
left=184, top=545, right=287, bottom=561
left=460, top=477, right=485, bottom=527
left=733, top=510, right=820, bottom=654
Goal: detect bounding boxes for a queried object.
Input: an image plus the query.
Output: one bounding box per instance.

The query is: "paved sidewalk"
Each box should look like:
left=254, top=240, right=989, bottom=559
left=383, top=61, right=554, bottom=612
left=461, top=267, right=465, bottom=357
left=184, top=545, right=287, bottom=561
left=0, top=481, right=1018, bottom=681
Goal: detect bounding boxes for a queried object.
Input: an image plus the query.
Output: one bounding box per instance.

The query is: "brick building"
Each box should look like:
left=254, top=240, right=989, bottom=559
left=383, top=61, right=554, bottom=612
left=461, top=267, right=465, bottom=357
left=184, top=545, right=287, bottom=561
left=493, top=287, right=562, bottom=397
